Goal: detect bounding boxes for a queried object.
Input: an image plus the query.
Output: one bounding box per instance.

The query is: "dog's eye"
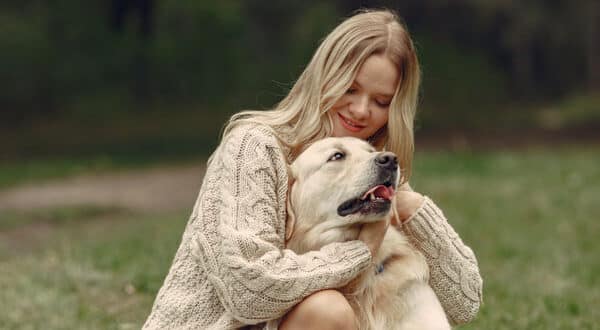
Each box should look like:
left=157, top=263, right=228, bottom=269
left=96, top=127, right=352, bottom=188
left=327, top=151, right=345, bottom=162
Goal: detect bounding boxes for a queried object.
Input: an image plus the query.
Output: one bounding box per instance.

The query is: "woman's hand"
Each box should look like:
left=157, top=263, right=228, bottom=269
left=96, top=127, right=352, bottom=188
left=358, top=183, right=424, bottom=256
left=358, top=218, right=389, bottom=257
left=391, top=183, right=425, bottom=226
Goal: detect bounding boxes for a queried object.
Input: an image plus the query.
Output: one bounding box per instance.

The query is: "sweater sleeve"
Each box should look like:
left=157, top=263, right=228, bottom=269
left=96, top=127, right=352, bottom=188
left=401, top=197, right=483, bottom=325
left=192, top=127, right=372, bottom=325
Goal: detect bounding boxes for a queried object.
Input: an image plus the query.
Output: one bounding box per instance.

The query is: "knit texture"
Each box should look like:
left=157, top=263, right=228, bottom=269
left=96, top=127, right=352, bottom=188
left=143, top=124, right=372, bottom=329
left=143, top=123, right=483, bottom=329
left=401, top=197, right=483, bottom=325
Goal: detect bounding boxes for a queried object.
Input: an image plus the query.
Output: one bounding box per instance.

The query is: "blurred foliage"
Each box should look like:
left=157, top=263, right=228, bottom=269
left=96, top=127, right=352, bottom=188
left=535, top=93, right=600, bottom=131
left=0, top=0, right=598, bottom=159
left=415, top=34, right=510, bottom=130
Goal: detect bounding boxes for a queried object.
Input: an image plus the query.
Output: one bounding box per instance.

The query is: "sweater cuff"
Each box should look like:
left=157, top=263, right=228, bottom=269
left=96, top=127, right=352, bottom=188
left=401, top=196, right=456, bottom=251
left=325, top=240, right=373, bottom=274
left=403, top=195, right=438, bottom=225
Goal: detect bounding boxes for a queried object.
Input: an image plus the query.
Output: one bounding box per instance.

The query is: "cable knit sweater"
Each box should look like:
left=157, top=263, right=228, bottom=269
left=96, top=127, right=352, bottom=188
left=143, top=123, right=483, bottom=329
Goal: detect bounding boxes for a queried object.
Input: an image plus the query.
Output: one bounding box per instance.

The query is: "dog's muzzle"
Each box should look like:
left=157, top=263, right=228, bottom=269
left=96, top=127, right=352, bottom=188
left=337, top=152, right=398, bottom=217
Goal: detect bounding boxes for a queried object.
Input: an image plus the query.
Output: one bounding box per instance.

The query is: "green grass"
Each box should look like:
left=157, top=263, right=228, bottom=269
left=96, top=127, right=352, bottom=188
left=0, top=157, right=113, bottom=188
left=0, top=155, right=205, bottom=189
left=0, top=208, right=188, bottom=329
left=412, top=146, right=600, bottom=329
left=1, top=147, right=599, bottom=329
left=0, top=205, right=131, bottom=232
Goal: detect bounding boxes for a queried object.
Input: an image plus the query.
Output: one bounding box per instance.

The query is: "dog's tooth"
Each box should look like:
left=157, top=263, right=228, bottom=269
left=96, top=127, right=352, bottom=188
left=370, top=193, right=375, bottom=201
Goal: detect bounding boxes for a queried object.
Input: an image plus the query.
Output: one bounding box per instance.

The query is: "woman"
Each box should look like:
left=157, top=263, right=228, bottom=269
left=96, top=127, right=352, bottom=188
left=144, top=9, right=482, bottom=330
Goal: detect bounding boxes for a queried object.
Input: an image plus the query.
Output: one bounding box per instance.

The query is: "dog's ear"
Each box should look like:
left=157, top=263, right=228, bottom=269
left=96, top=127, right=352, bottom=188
left=285, top=166, right=297, bottom=242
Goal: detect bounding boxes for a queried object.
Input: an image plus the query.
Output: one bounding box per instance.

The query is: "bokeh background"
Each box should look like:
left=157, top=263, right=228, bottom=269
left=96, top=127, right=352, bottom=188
left=1, top=1, right=599, bottom=329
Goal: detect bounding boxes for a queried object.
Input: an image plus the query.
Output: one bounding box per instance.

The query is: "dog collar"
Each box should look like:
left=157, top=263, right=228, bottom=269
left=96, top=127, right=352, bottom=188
left=375, top=263, right=384, bottom=275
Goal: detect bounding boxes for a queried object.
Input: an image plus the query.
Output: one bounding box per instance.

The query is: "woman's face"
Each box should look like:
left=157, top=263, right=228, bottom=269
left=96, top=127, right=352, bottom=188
left=328, top=54, right=399, bottom=140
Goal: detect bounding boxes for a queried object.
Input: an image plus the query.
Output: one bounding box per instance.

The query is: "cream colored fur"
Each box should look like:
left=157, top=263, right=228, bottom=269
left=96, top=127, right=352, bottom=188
left=286, top=137, right=450, bottom=330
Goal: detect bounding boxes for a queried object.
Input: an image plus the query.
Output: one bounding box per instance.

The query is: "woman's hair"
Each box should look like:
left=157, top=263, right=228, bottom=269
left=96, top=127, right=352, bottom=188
left=223, top=8, right=421, bottom=181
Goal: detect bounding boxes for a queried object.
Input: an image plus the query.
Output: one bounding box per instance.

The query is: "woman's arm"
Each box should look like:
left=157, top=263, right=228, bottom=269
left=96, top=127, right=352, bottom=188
left=192, top=126, right=372, bottom=324
left=395, top=191, right=483, bottom=325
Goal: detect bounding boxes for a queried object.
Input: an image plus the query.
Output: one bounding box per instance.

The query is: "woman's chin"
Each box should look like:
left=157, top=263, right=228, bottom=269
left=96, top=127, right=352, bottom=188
left=332, top=124, right=369, bottom=140
left=335, top=130, right=368, bottom=140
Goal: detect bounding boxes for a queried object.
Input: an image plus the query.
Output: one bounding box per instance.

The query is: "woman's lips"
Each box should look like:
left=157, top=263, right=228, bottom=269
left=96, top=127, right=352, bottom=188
left=338, top=113, right=365, bottom=132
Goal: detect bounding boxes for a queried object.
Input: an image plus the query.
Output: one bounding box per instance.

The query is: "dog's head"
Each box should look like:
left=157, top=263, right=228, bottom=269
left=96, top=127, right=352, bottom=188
left=286, top=137, right=399, bottom=251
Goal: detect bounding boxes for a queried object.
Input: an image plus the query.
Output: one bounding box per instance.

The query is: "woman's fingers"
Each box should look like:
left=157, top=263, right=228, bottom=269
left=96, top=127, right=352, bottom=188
left=358, top=218, right=389, bottom=256
left=394, top=190, right=425, bottom=223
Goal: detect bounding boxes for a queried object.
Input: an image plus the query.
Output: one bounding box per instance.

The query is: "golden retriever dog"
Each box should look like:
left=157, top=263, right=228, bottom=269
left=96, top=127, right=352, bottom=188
left=285, top=137, right=450, bottom=330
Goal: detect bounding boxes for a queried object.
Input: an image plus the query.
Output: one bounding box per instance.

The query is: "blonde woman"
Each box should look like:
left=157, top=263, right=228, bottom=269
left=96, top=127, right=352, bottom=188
left=144, top=9, right=482, bottom=330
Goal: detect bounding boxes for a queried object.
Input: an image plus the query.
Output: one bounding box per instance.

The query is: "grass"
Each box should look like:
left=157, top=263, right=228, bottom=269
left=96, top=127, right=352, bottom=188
left=1, top=146, right=599, bottom=329
left=412, top=146, right=600, bottom=329
left=0, top=208, right=188, bottom=329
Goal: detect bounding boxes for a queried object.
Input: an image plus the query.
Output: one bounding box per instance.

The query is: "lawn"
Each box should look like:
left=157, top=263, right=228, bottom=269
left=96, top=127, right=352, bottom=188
left=1, top=146, right=598, bottom=329
left=411, top=147, right=600, bottom=329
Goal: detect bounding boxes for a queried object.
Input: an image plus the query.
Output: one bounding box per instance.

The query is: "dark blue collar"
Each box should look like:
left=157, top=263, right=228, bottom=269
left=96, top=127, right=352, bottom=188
left=375, top=263, right=384, bottom=275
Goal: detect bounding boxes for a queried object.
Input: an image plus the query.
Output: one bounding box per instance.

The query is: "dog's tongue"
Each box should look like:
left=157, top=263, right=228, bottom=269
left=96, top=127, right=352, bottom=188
left=361, top=185, right=395, bottom=201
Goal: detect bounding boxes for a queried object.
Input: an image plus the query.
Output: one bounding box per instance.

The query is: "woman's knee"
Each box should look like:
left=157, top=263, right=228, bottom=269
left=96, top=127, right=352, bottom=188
left=279, top=289, right=356, bottom=330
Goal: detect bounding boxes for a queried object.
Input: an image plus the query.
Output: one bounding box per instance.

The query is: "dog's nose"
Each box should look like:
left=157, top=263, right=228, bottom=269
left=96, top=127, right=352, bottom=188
left=375, top=152, right=398, bottom=170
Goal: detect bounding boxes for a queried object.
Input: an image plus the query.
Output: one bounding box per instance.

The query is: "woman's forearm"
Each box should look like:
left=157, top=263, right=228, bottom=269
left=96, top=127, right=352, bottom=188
left=401, top=197, right=483, bottom=325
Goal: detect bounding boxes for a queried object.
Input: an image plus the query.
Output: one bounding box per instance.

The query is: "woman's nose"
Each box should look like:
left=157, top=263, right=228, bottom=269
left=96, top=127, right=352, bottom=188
left=348, top=96, right=369, bottom=120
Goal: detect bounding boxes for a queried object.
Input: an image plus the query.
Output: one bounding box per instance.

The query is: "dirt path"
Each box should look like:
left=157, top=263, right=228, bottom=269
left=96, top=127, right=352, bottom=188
left=0, top=163, right=206, bottom=213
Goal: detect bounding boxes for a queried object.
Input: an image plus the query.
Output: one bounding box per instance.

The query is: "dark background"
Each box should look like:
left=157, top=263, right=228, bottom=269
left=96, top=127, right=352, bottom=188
left=2, top=0, right=599, bottom=162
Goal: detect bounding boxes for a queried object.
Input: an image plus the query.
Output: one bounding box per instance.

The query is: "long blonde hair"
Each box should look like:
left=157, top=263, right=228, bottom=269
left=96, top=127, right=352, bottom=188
left=223, top=9, right=421, bottom=181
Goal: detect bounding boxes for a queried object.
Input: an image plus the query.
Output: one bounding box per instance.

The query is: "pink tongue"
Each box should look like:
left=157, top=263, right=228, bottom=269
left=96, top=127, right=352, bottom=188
left=361, top=185, right=395, bottom=200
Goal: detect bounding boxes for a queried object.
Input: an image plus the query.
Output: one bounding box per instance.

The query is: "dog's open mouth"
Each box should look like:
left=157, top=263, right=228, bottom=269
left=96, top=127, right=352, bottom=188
left=337, top=183, right=395, bottom=217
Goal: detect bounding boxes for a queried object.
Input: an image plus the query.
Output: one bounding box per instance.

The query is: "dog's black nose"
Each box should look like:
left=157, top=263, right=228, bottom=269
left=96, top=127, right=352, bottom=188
left=375, top=152, right=398, bottom=170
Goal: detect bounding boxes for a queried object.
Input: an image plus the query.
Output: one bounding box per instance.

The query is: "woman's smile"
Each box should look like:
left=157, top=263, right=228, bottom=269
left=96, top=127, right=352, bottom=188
left=337, top=112, right=366, bottom=132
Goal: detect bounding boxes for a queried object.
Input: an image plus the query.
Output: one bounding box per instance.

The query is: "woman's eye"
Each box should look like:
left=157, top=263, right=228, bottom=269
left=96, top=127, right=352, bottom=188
left=376, top=99, right=391, bottom=107
left=346, top=88, right=357, bottom=94
left=328, top=152, right=345, bottom=162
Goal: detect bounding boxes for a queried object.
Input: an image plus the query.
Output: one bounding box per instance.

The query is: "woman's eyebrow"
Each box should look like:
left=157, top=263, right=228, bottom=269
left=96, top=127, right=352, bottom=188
left=353, top=80, right=394, bottom=98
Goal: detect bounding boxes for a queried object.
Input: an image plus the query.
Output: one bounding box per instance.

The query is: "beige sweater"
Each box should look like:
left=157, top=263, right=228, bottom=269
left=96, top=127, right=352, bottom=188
left=143, top=124, right=482, bottom=329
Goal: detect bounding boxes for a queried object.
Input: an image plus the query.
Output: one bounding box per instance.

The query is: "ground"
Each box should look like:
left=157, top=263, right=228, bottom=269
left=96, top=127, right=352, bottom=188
left=0, top=163, right=205, bottom=212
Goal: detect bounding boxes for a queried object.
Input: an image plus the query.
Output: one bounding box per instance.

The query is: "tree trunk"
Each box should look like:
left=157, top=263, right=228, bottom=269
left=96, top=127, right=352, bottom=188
left=586, top=0, right=600, bottom=91
left=511, top=36, right=534, bottom=98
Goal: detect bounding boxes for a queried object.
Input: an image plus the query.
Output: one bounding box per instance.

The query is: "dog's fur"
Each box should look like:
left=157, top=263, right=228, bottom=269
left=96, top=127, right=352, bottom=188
left=286, top=137, right=450, bottom=329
